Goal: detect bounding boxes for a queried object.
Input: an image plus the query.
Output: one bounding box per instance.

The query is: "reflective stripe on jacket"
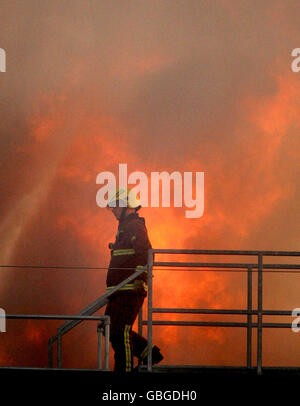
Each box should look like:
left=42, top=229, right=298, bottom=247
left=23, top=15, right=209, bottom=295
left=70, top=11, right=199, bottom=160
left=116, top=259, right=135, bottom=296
left=106, top=280, right=148, bottom=294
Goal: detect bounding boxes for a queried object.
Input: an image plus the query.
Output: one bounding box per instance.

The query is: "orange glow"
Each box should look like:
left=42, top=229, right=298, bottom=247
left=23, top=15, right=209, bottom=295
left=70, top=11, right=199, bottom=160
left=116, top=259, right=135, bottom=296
left=25, top=322, right=45, bottom=344
left=1, top=66, right=300, bottom=368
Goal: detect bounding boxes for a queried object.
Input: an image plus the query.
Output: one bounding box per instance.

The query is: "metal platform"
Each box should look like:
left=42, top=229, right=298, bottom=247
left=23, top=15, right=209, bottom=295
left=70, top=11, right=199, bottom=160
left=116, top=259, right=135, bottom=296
left=2, top=249, right=300, bottom=383
left=1, top=365, right=300, bottom=376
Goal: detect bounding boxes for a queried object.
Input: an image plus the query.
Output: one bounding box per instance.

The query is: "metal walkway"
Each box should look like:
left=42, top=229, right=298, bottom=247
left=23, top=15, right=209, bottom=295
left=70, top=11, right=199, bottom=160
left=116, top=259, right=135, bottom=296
left=142, top=249, right=300, bottom=374
left=2, top=249, right=300, bottom=375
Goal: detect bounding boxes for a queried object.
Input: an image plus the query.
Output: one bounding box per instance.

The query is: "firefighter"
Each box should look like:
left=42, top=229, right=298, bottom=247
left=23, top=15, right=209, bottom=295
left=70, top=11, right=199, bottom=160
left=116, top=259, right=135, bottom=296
left=105, top=187, right=163, bottom=372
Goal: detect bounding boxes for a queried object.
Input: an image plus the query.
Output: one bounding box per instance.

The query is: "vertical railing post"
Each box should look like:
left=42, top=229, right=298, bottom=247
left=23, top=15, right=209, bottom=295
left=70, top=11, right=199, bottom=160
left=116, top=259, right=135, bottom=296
left=147, top=249, right=153, bottom=372
left=137, top=306, right=143, bottom=368
left=247, top=266, right=252, bottom=368
left=138, top=306, right=143, bottom=337
left=57, top=330, right=62, bottom=368
left=104, top=317, right=110, bottom=371
left=97, top=323, right=103, bottom=370
left=48, top=337, right=54, bottom=368
left=257, top=253, right=263, bottom=375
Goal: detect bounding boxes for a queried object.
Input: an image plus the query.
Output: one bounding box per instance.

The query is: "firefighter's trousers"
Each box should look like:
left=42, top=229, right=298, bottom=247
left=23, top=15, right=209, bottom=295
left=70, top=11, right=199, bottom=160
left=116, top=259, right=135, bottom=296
left=105, top=290, right=148, bottom=372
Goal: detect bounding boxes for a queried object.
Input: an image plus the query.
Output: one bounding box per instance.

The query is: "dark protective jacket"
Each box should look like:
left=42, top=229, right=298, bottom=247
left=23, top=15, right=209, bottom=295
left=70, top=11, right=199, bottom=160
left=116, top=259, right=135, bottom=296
left=106, top=212, right=152, bottom=293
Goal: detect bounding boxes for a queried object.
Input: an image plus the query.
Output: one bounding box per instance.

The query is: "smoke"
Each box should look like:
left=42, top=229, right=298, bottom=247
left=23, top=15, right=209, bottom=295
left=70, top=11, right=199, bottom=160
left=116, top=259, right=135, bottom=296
left=0, top=0, right=299, bottom=368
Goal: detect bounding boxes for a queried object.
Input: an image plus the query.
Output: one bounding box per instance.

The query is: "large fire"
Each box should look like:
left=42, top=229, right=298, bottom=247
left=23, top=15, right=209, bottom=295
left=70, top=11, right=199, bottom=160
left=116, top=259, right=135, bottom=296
left=1, top=66, right=299, bottom=369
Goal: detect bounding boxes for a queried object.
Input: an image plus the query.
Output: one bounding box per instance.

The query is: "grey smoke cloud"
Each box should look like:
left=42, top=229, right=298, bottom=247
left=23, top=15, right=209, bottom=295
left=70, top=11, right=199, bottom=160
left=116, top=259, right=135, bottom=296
left=0, top=0, right=299, bottom=368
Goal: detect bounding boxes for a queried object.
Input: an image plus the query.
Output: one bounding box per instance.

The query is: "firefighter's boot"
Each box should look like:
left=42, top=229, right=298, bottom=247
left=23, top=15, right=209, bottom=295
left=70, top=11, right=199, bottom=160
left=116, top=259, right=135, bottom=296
left=141, top=345, right=164, bottom=366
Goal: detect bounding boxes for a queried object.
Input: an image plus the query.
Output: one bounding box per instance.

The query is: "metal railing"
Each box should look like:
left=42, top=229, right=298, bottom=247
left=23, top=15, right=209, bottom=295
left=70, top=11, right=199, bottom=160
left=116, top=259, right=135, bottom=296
left=48, top=265, right=147, bottom=370
left=3, top=314, right=110, bottom=370
left=2, top=250, right=300, bottom=374
left=139, top=249, right=300, bottom=375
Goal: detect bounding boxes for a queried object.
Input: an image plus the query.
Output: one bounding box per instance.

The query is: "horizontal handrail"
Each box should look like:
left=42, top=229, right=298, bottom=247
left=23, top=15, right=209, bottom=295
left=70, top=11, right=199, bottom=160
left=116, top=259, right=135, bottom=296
left=152, top=249, right=300, bottom=256
left=5, top=314, right=110, bottom=321
left=151, top=308, right=295, bottom=315
left=56, top=266, right=147, bottom=337
left=154, top=262, right=300, bottom=269
left=142, top=320, right=294, bottom=328
left=48, top=265, right=147, bottom=369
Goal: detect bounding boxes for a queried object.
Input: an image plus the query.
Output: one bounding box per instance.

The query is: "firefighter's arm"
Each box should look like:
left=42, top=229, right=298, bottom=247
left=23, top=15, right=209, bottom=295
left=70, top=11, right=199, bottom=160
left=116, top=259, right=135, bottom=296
left=109, top=222, right=149, bottom=268
left=108, top=223, right=138, bottom=268
left=129, top=222, right=149, bottom=261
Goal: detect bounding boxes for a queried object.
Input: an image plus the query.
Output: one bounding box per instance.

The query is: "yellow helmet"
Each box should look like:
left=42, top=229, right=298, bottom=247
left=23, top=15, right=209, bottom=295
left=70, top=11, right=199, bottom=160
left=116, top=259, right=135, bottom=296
left=107, top=187, right=141, bottom=209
